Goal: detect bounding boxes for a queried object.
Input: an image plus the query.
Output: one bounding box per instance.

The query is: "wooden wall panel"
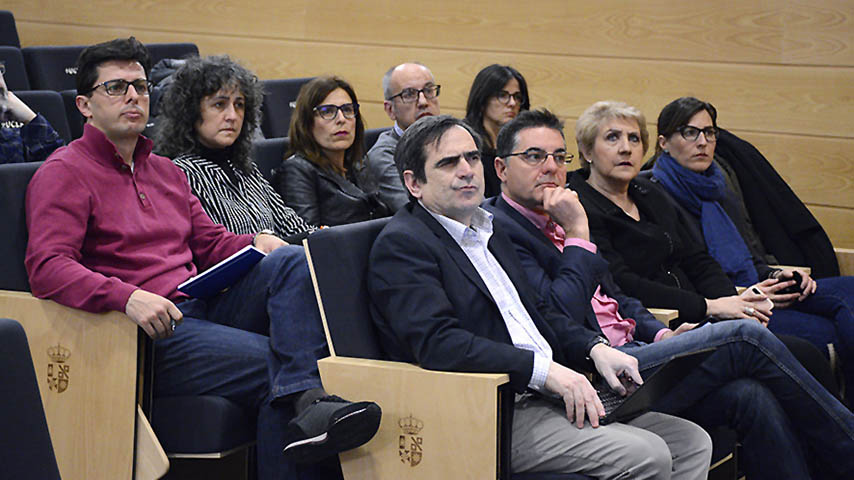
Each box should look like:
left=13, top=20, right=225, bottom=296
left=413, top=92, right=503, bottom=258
left=9, top=0, right=854, bottom=66
left=17, top=23, right=854, bottom=139
left=10, top=0, right=854, bottom=247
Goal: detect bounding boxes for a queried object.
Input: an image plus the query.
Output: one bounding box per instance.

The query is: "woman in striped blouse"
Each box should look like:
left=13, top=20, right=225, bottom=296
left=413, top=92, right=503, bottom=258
left=156, top=55, right=314, bottom=241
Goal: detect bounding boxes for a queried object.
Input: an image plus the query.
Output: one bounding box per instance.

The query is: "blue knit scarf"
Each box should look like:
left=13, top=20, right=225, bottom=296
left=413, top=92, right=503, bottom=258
left=652, top=152, right=758, bottom=286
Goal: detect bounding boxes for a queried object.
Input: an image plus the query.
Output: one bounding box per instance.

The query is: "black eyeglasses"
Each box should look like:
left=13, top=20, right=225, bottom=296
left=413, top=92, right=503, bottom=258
left=503, top=148, right=573, bottom=166
left=495, top=90, right=525, bottom=105
left=678, top=125, right=719, bottom=142
left=313, top=103, right=359, bottom=120
left=87, top=78, right=153, bottom=96
left=387, top=85, right=441, bottom=104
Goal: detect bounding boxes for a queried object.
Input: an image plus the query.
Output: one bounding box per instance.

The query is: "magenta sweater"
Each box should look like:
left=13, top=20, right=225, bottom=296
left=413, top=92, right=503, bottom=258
left=25, top=125, right=252, bottom=313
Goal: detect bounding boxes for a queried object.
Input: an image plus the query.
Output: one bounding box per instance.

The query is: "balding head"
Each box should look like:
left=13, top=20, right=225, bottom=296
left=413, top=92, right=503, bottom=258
left=382, top=63, right=440, bottom=130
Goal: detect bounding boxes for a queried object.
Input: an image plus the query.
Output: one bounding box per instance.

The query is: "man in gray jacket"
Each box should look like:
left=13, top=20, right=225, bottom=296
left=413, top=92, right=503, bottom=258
left=364, top=62, right=440, bottom=211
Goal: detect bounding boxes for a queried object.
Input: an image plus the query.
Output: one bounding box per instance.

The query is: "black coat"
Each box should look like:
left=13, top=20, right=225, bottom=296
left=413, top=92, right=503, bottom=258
left=367, top=202, right=600, bottom=392
left=715, top=129, right=839, bottom=278
left=568, top=170, right=736, bottom=323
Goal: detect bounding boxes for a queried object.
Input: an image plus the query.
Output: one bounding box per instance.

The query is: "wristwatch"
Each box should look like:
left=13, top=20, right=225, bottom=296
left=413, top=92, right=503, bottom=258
left=585, top=335, right=610, bottom=360
left=253, top=229, right=276, bottom=246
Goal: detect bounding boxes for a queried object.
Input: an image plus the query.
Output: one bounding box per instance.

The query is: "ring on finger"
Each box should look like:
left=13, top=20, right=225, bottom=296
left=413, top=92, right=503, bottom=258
left=743, top=306, right=755, bottom=316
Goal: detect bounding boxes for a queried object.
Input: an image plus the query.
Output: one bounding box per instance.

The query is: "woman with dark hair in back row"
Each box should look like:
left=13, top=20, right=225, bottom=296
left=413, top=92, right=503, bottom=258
left=273, top=76, right=390, bottom=226
left=464, top=64, right=530, bottom=197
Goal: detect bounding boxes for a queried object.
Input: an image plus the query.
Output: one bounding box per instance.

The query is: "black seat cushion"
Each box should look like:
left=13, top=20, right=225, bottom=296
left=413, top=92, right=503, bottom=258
left=152, top=395, right=257, bottom=454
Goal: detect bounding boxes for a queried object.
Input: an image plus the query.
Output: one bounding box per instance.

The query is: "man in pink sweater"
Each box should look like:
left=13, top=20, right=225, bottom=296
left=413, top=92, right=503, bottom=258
left=24, top=37, right=378, bottom=480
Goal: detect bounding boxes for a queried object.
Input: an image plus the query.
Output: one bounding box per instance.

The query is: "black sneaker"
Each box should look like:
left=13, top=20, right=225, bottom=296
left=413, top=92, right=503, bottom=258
left=283, top=395, right=381, bottom=463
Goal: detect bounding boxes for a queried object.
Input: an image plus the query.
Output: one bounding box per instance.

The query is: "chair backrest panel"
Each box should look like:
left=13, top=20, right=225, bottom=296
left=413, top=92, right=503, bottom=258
left=0, top=10, right=20, bottom=48
left=14, top=90, right=73, bottom=144
left=260, top=77, right=314, bottom=138
left=0, top=318, right=61, bottom=479
left=0, top=162, right=41, bottom=291
left=304, top=217, right=391, bottom=359
left=23, top=45, right=86, bottom=91
left=0, top=46, right=29, bottom=90
left=145, top=42, right=199, bottom=65
left=251, top=137, right=290, bottom=182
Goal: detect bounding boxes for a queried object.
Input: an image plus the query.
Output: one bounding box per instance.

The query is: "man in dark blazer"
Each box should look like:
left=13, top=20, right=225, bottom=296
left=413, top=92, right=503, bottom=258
left=367, top=114, right=713, bottom=478
left=486, top=108, right=854, bottom=479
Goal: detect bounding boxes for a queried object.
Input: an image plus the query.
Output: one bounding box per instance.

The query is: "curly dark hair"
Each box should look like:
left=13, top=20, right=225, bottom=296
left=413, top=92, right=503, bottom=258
left=155, top=55, right=262, bottom=173
left=288, top=75, right=365, bottom=175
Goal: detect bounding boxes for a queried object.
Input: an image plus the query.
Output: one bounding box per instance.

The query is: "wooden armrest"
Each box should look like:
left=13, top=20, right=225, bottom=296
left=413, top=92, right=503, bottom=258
left=648, top=308, right=679, bottom=328
left=0, top=290, right=166, bottom=479
left=835, top=248, right=854, bottom=277
left=317, top=356, right=508, bottom=479
left=769, top=265, right=811, bottom=275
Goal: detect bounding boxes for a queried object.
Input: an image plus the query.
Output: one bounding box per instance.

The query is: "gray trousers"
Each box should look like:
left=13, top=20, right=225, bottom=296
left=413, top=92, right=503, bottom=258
left=511, top=395, right=711, bottom=479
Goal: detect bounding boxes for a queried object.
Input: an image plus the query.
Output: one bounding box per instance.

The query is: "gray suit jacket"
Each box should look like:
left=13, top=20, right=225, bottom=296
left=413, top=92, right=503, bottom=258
left=364, top=128, right=409, bottom=211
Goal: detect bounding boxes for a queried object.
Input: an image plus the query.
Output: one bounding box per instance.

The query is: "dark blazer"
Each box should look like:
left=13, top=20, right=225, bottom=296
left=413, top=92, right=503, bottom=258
left=367, top=202, right=600, bottom=392
left=568, top=170, right=736, bottom=323
left=483, top=195, right=667, bottom=342
left=273, top=154, right=390, bottom=226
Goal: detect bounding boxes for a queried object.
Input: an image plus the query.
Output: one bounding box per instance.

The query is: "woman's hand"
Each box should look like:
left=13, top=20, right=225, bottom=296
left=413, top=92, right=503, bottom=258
left=774, top=268, right=817, bottom=302
left=706, top=292, right=772, bottom=326
left=658, top=322, right=698, bottom=341
left=753, top=278, right=800, bottom=308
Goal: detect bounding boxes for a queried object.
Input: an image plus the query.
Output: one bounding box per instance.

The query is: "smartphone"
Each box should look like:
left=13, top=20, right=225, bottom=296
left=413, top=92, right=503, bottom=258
left=779, top=271, right=803, bottom=295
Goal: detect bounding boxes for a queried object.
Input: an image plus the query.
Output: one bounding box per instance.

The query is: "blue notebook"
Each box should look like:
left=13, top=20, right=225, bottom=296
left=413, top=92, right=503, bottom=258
left=178, top=245, right=266, bottom=299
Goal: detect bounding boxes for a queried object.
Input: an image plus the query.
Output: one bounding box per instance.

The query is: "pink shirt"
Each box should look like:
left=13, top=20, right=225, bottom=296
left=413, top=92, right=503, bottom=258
left=502, top=193, right=669, bottom=345
left=25, top=124, right=253, bottom=313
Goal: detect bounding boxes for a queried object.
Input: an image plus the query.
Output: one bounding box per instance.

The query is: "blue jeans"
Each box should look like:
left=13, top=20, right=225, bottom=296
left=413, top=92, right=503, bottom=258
left=767, top=276, right=854, bottom=394
left=153, top=245, right=334, bottom=480
left=620, top=320, right=854, bottom=479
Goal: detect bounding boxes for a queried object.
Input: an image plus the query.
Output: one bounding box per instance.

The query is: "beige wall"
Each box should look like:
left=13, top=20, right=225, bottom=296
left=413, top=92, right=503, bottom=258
left=10, top=0, right=854, bottom=246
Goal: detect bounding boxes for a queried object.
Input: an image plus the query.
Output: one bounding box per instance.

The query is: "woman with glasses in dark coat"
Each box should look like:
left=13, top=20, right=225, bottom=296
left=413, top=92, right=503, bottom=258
left=273, top=76, right=389, bottom=226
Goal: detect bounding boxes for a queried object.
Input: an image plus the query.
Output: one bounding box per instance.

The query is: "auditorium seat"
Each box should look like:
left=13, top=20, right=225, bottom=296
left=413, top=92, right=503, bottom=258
left=146, top=42, right=199, bottom=64
left=22, top=45, right=85, bottom=91
left=364, top=126, right=390, bottom=152
left=0, top=317, right=61, bottom=480
left=251, top=137, right=290, bottom=182
left=0, top=46, right=29, bottom=90
left=260, top=77, right=314, bottom=138
left=60, top=89, right=85, bottom=140
left=0, top=10, right=20, bottom=48
left=14, top=90, right=72, bottom=144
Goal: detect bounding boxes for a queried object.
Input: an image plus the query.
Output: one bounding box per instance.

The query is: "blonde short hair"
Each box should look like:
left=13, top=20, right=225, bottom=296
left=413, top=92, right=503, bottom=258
left=575, top=101, right=649, bottom=165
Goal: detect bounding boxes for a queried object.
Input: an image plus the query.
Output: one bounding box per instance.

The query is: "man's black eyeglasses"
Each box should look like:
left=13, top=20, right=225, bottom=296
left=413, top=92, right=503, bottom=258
left=503, top=148, right=573, bottom=166
left=387, top=85, right=441, bottom=104
left=87, top=78, right=153, bottom=96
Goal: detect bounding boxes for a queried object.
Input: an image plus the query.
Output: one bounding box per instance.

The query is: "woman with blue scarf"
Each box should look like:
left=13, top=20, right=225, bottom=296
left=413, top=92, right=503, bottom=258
left=568, top=100, right=842, bottom=403
left=651, top=96, right=854, bottom=397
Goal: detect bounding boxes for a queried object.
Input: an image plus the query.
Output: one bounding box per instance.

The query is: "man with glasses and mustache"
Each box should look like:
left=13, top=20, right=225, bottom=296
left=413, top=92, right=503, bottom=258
left=25, top=37, right=380, bottom=480
left=363, top=62, right=440, bottom=211
left=0, top=62, right=63, bottom=163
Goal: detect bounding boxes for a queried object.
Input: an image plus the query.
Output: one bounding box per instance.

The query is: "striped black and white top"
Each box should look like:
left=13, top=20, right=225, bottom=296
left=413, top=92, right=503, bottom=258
left=173, top=153, right=315, bottom=238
